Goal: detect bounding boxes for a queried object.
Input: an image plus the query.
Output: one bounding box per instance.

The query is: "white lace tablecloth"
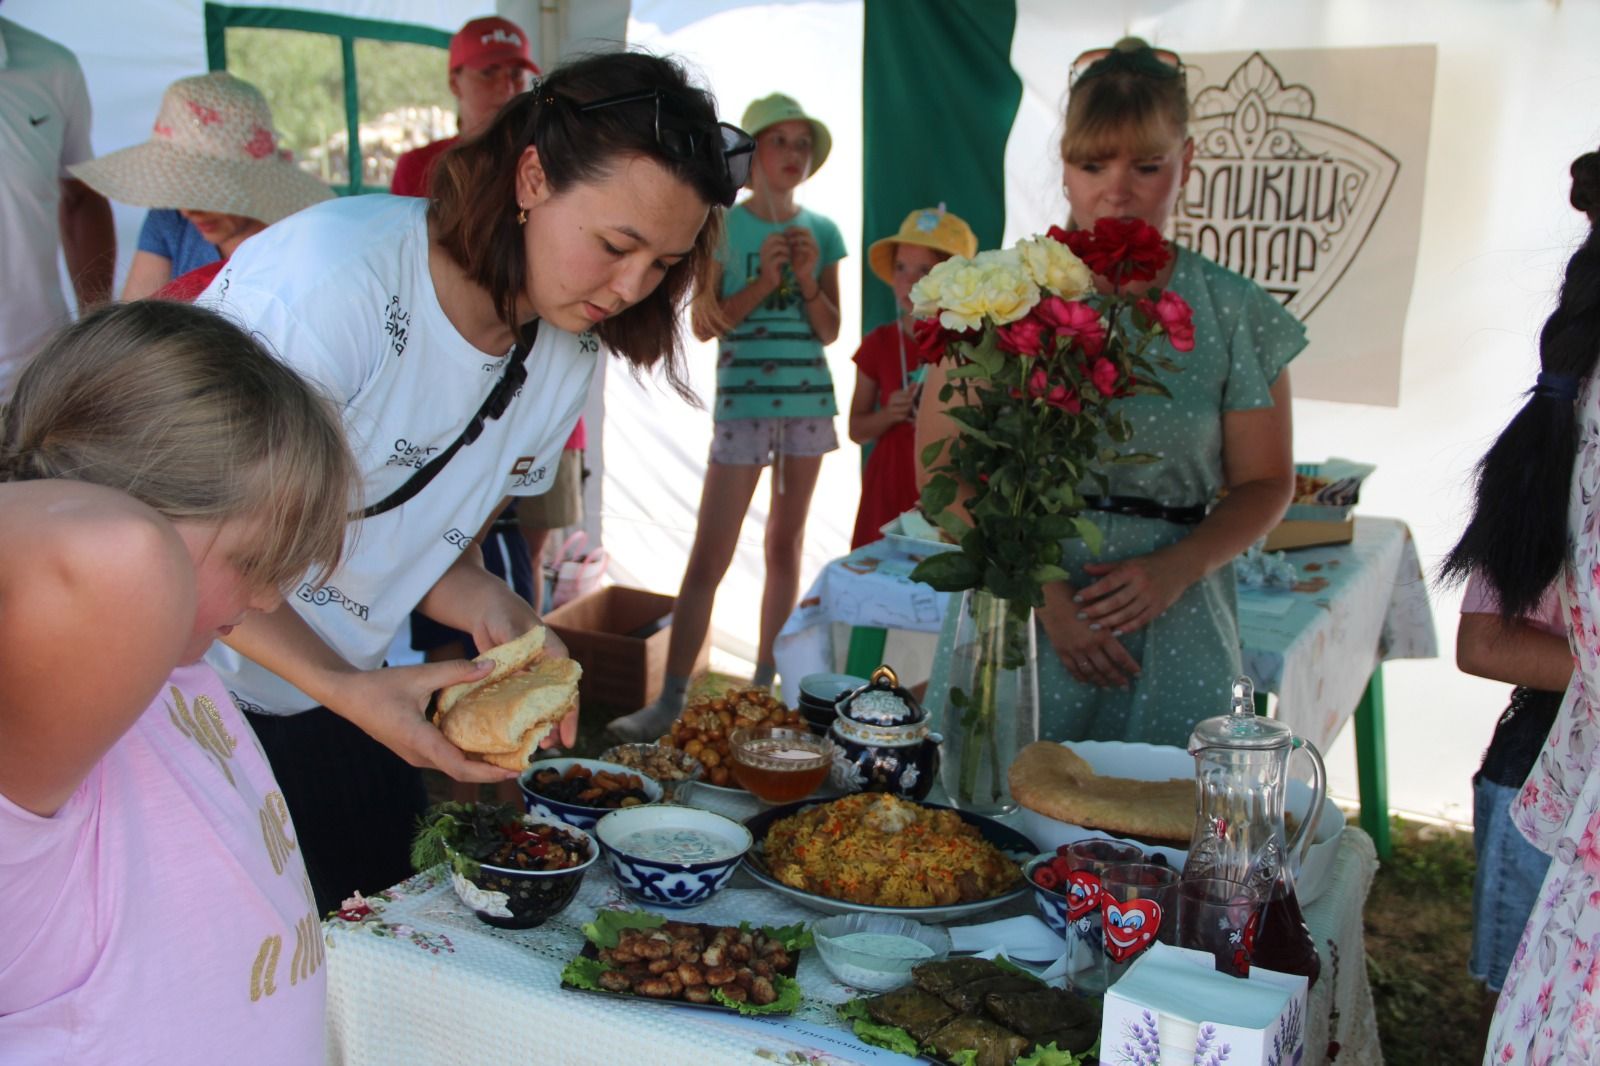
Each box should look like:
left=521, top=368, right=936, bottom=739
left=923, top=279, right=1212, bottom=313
left=323, top=829, right=1381, bottom=1065
left=1301, top=828, right=1383, bottom=1065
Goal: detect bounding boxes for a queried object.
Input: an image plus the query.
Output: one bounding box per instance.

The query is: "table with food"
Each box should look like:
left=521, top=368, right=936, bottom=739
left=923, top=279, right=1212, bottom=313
left=773, top=513, right=1436, bottom=856
left=322, top=643, right=1382, bottom=1066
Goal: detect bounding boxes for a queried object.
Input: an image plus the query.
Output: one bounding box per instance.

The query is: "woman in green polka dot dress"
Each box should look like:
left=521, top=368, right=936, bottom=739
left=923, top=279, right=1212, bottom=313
left=920, top=39, right=1306, bottom=748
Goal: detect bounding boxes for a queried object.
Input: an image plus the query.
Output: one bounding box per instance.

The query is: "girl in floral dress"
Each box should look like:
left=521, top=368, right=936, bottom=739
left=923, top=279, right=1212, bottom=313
left=1442, top=145, right=1600, bottom=1065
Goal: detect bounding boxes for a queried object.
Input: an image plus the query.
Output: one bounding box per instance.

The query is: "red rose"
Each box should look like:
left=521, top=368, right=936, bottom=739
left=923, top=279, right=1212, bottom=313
left=996, top=316, right=1050, bottom=358
left=910, top=316, right=951, bottom=364
left=1089, top=358, right=1120, bottom=397
left=1136, top=290, right=1196, bottom=352
left=1027, top=366, right=1082, bottom=414
left=1034, top=296, right=1106, bottom=357
left=1058, top=217, right=1171, bottom=285
left=1046, top=224, right=1075, bottom=245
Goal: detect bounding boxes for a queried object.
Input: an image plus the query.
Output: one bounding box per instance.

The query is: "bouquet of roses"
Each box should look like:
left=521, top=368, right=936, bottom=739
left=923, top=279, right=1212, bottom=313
left=907, top=216, right=1195, bottom=607
left=907, top=217, right=1194, bottom=808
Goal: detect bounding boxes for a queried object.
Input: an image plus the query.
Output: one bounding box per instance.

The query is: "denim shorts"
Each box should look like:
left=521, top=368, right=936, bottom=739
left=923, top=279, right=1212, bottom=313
left=709, top=416, right=838, bottom=467
left=1471, top=775, right=1553, bottom=991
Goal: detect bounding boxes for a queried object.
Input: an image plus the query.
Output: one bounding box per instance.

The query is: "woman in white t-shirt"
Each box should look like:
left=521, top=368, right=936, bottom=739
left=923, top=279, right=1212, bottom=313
left=199, top=50, right=753, bottom=911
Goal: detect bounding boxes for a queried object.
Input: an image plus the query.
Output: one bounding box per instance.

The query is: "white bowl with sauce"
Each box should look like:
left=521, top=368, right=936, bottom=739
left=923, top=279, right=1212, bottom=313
left=592, top=805, right=753, bottom=909
left=812, top=912, right=952, bottom=991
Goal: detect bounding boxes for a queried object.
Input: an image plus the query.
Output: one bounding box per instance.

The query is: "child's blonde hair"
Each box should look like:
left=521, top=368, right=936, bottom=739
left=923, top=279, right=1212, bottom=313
left=0, top=301, right=355, bottom=591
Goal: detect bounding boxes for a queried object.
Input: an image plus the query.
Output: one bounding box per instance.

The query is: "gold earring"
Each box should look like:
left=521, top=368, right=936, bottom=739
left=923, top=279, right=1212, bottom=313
left=516, top=205, right=528, bottom=225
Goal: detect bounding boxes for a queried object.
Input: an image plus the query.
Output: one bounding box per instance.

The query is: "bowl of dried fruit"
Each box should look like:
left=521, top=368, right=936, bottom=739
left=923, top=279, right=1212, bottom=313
left=658, top=688, right=807, bottom=793
left=599, top=743, right=704, bottom=803
left=411, top=801, right=596, bottom=929
left=519, top=757, right=663, bottom=831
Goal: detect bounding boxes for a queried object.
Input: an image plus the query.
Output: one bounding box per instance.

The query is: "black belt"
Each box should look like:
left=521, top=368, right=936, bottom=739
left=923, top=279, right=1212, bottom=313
left=1084, top=495, right=1207, bottom=526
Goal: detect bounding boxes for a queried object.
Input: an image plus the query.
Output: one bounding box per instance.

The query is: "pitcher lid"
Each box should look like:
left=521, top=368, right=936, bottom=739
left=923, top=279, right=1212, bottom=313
left=1188, top=676, right=1295, bottom=751
left=836, top=665, right=925, bottom=728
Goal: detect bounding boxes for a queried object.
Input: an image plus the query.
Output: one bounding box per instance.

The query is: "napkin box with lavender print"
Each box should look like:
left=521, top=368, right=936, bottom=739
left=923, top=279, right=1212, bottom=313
left=1101, top=944, right=1308, bottom=1066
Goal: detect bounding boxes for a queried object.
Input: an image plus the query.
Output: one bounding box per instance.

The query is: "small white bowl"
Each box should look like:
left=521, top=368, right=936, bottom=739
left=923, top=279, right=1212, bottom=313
left=812, top=913, right=952, bottom=991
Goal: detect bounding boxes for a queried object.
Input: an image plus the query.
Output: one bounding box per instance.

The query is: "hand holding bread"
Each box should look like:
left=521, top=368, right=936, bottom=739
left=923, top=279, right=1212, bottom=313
left=434, top=626, right=582, bottom=771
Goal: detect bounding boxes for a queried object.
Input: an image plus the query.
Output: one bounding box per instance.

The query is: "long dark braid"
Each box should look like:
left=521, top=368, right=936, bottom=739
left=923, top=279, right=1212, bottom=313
left=1440, top=148, right=1600, bottom=618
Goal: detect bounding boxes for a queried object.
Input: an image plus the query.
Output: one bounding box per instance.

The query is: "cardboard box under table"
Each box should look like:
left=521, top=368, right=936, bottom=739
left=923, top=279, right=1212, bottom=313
left=543, top=586, right=709, bottom=711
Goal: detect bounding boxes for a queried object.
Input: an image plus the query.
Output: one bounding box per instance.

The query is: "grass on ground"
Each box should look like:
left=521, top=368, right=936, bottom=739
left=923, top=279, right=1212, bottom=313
left=1366, top=816, right=1482, bottom=1065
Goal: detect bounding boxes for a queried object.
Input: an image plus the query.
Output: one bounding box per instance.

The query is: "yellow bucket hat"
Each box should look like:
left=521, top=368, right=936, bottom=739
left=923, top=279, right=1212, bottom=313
left=868, top=206, right=979, bottom=285
left=740, top=92, right=832, bottom=175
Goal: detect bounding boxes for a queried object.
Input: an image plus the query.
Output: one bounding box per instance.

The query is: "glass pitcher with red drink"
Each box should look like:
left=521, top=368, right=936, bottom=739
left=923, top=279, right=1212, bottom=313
left=1181, top=676, right=1326, bottom=987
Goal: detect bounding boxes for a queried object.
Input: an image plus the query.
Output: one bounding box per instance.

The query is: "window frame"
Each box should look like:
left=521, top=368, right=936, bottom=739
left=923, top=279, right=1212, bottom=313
left=203, top=2, right=452, bottom=195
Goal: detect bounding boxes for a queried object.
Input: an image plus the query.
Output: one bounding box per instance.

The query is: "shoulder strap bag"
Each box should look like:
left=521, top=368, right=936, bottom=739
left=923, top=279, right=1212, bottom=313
left=355, top=322, right=539, bottom=520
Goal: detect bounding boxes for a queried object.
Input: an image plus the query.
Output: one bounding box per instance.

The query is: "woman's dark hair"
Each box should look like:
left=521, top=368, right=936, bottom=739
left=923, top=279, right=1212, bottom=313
left=1439, top=148, right=1600, bottom=618
left=430, top=50, right=728, bottom=401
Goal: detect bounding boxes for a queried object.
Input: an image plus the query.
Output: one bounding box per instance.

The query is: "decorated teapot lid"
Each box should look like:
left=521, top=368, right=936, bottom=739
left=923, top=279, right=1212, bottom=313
left=1189, top=676, right=1296, bottom=752
left=836, top=666, right=926, bottom=728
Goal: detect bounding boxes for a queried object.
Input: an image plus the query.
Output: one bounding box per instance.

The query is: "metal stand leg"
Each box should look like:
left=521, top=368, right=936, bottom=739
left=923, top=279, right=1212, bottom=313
left=845, top=626, right=889, bottom=679
left=1354, top=667, right=1392, bottom=859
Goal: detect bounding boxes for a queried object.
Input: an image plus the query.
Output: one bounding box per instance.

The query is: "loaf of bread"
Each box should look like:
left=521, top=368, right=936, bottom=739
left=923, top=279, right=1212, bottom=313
left=1008, top=742, right=1194, bottom=847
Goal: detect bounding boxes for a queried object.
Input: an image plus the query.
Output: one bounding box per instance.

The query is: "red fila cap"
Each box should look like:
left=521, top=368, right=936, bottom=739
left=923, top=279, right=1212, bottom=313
left=448, top=16, right=539, bottom=74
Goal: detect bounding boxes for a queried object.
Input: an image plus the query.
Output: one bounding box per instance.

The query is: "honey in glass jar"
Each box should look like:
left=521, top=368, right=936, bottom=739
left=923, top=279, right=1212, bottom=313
left=728, top=727, right=833, bottom=803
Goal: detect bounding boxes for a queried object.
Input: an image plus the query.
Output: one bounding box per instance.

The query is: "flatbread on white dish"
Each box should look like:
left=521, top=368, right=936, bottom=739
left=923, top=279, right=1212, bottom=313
left=1009, top=741, right=1194, bottom=847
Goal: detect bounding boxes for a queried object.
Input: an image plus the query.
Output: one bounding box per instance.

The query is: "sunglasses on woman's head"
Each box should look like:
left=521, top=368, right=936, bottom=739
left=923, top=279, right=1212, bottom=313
left=1070, top=45, right=1183, bottom=87
left=573, top=88, right=754, bottom=207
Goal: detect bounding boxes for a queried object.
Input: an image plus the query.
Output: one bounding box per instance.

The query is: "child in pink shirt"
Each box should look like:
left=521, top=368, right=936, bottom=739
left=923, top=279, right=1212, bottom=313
left=0, top=302, right=358, bottom=1061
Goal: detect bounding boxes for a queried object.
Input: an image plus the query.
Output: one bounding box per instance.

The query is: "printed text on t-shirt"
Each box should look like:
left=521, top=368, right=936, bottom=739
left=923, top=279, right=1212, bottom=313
left=384, top=296, right=411, bottom=357
left=295, top=583, right=370, bottom=621
left=387, top=438, right=438, bottom=468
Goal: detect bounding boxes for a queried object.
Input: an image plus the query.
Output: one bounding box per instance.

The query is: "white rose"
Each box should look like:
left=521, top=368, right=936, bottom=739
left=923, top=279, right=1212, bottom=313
left=1016, top=236, right=1093, bottom=298
left=931, top=263, right=991, bottom=332
left=974, top=257, right=1040, bottom=325
left=910, top=256, right=966, bottom=317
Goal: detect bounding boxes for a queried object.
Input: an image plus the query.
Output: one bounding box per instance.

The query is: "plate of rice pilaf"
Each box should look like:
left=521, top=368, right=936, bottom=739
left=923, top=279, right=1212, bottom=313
left=741, top=794, right=1035, bottom=924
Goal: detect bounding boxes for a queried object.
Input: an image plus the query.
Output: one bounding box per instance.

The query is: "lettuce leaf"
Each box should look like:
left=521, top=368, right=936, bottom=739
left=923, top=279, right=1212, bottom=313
left=559, top=954, right=613, bottom=991
left=1016, top=1041, right=1095, bottom=1066
left=752, top=920, right=814, bottom=951
left=838, top=999, right=921, bottom=1057
left=711, top=974, right=803, bottom=1015
left=948, top=1051, right=979, bottom=1066
left=581, top=909, right=666, bottom=948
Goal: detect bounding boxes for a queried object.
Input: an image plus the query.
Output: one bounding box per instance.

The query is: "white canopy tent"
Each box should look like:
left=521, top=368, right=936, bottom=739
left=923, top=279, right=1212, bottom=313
left=9, top=0, right=1600, bottom=823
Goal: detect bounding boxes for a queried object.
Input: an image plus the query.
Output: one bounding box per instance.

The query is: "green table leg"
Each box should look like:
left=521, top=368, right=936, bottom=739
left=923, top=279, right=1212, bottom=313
left=845, top=626, right=889, bottom=678
left=1354, top=667, right=1392, bottom=859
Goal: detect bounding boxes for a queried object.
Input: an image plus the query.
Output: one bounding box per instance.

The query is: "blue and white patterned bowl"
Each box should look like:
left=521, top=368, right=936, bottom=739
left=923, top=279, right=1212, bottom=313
left=593, top=805, right=752, bottom=909
left=518, top=757, right=664, bottom=831
left=1023, top=854, right=1072, bottom=938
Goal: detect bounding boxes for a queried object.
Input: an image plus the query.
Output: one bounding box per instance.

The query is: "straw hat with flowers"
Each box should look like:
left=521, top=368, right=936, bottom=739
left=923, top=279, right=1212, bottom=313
left=70, top=72, right=332, bottom=225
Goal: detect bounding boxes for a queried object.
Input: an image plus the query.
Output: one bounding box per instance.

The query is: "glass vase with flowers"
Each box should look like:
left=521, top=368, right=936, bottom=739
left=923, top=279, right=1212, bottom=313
left=909, top=218, right=1194, bottom=813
